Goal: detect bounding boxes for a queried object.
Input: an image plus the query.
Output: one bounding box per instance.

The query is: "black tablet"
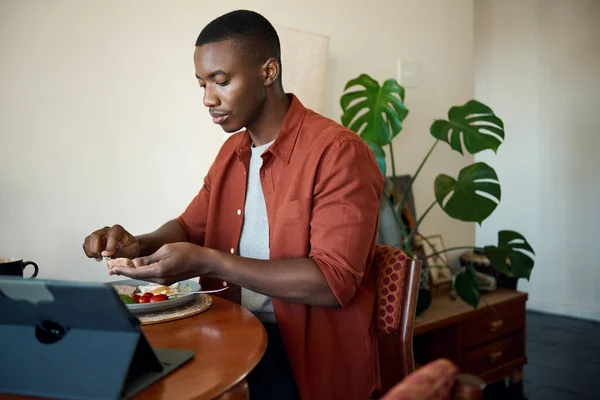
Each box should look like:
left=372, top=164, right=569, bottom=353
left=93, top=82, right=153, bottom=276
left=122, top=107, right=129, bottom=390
left=0, top=277, right=194, bottom=400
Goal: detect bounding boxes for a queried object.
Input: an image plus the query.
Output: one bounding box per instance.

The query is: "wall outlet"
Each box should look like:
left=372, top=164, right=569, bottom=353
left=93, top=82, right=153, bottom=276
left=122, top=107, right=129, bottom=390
left=397, top=59, right=419, bottom=88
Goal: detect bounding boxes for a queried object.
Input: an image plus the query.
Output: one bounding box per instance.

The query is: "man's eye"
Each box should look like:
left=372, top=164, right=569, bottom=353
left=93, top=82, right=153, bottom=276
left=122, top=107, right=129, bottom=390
left=217, top=80, right=230, bottom=87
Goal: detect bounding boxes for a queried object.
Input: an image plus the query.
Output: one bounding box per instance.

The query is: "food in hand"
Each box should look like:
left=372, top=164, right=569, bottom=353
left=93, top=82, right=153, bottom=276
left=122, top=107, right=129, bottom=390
left=106, top=258, right=135, bottom=269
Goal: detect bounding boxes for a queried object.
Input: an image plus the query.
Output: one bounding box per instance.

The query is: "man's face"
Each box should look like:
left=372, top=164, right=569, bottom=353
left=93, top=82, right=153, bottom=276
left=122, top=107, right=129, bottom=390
left=194, top=40, right=265, bottom=133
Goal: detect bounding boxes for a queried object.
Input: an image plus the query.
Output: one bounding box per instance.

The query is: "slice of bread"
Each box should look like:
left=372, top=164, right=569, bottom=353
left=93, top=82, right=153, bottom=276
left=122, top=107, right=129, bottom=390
left=113, top=284, right=137, bottom=296
left=106, top=257, right=135, bottom=269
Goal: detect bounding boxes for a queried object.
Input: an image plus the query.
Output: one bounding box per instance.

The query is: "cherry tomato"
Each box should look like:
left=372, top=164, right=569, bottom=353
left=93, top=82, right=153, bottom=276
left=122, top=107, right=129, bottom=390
left=141, top=292, right=154, bottom=299
left=132, top=294, right=140, bottom=303
left=138, top=296, right=151, bottom=303
left=150, top=294, right=168, bottom=302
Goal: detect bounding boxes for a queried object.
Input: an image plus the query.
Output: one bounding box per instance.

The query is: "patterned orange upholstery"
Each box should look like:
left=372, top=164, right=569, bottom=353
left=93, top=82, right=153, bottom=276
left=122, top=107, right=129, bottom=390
left=373, top=244, right=410, bottom=333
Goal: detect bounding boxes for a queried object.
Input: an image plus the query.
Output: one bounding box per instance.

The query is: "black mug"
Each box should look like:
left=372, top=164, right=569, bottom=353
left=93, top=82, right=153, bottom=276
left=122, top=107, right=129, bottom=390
left=0, top=257, right=39, bottom=278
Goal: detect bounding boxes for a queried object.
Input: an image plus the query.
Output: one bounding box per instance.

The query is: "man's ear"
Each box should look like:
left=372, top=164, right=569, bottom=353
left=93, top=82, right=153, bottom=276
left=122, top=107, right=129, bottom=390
left=261, top=57, right=280, bottom=87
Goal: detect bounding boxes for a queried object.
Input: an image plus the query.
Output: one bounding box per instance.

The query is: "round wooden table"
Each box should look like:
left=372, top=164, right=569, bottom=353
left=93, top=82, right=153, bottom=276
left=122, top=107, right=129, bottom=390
left=135, top=296, right=267, bottom=399
left=0, top=296, right=266, bottom=400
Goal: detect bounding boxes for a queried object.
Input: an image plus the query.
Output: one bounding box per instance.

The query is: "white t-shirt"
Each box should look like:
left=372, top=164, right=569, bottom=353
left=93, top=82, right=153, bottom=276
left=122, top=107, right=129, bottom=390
left=239, top=140, right=276, bottom=323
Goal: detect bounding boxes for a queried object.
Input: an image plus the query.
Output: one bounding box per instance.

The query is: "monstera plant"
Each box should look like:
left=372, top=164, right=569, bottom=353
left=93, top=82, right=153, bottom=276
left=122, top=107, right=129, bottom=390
left=340, top=74, right=535, bottom=311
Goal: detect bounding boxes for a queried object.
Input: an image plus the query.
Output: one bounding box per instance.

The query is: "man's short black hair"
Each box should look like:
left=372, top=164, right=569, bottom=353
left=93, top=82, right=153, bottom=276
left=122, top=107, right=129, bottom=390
left=195, top=10, right=281, bottom=66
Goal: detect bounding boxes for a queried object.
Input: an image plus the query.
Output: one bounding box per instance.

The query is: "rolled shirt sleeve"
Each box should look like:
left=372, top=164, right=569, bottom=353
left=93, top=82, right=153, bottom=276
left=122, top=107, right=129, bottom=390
left=177, top=168, right=212, bottom=247
left=309, top=139, right=384, bottom=307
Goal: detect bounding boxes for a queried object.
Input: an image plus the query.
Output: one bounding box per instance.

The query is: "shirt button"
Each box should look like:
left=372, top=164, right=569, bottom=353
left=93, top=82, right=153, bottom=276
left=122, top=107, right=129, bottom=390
left=230, top=248, right=235, bottom=254
left=237, top=209, right=241, bottom=215
left=223, top=281, right=228, bottom=287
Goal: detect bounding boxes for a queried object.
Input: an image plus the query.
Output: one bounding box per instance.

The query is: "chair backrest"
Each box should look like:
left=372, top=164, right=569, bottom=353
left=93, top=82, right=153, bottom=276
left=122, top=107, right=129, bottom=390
left=372, top=244, right=422, bottom=398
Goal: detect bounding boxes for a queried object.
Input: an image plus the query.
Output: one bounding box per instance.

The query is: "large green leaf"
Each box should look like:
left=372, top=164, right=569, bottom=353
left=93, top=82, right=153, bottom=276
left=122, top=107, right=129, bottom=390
left=430, top=100, right=504, bottom=155
left=455, top=264, right=480, bottom=308
left=365, top=140, right=386, bottom=177
left=434, top=162, right=501, bottom=224
left=484, top=231, right=535, bottom=280
left=340, top=74, right=408, bottom=147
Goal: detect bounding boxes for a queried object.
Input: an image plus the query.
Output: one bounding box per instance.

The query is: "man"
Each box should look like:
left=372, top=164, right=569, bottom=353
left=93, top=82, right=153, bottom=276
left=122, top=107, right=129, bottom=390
left=83, top=10, right=383, bottom=400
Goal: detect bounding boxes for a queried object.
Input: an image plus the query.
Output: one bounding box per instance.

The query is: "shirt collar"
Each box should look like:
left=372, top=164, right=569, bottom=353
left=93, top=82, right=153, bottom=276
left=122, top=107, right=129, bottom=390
left=236, top=93, right=307, bottom=164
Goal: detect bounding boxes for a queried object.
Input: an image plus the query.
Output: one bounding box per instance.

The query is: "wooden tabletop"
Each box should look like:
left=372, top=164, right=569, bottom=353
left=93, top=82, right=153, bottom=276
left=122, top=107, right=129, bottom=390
left=135, top=296, right=267, bottom=399
left=0, top=296, right=267, bottom=400
left=414, top=288, right=528, bottom=335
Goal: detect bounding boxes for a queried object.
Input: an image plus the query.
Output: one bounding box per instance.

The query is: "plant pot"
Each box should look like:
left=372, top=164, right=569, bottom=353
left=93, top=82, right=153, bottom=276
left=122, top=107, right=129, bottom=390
left=459, top=250, right=518, bottom=290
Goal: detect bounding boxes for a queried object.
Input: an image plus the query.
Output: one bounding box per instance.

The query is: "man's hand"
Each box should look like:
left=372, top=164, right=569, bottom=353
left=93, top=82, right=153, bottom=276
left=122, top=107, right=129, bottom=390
left=83, top=225, right=140, bottom=261
left=108, top=242, right=213, bottom=285
left=381, top=359, right=458, bottom=400
left=106, top=237, right=338, bottom=307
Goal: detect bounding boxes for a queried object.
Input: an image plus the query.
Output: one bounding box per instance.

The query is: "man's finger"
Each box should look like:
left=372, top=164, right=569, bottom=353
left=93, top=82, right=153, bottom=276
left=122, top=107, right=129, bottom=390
left=83, top=239, right=103, bottom=261
left=102, top=225, right=124, bottom=257
left=112, top=244, right=138, bottom=259
left=133, top=254, right=154, bottom=268
left=89, top=228, right=109, bottom=257
left=133, top=245, right=170, bottom=267
left=83, top=237, right=93, bottom=257
left=102, top=237, right=119, bottom=257
left=109, top=262, right=162, bottom=281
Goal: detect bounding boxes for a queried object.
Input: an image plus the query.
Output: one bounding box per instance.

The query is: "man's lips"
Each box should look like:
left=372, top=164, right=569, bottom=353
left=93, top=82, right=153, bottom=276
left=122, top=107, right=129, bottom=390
left=209, top=111, right=229, bottom=125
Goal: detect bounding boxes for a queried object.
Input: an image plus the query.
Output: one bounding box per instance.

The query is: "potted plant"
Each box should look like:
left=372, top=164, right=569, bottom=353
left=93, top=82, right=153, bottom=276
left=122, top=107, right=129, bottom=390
left=340, top=74, right=535, bottom=312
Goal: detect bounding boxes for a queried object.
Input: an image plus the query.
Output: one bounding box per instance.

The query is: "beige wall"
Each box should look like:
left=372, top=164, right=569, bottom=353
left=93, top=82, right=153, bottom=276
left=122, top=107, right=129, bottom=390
left=0, top=0, right=475, bottom=282
left=475, top=0, right=600, bottom=320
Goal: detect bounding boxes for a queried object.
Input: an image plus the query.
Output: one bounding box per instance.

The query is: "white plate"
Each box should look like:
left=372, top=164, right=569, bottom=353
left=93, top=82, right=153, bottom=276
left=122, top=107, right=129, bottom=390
left=110, top=279, right=200, bottom=315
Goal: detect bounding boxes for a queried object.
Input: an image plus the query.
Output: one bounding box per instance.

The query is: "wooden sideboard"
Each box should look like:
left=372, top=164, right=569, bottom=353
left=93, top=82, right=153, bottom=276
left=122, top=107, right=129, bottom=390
left=413, top=289, right=527, bottom=390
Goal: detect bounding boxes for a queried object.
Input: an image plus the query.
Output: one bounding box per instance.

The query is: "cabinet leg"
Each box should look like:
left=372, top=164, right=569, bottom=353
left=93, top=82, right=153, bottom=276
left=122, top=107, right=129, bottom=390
left=508, top=368, right=524, bottom=397
left=509, top=367, right=523, bottom=383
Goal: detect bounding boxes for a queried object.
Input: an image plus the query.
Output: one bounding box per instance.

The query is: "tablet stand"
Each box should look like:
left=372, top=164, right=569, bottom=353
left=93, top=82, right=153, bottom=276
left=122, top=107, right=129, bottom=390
left=0, top=277, right=194, bottom=400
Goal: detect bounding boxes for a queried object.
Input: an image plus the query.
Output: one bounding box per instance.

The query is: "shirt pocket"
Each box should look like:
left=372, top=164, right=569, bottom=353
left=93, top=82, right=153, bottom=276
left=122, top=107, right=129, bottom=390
left=276, top=198, right=312, bottom=219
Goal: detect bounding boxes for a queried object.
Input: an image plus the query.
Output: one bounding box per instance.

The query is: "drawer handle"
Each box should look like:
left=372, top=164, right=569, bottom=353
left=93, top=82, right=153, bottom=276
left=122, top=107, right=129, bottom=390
left=488, top=351, right=503, bottom=363
left=489, top=320, right=504, bottom=332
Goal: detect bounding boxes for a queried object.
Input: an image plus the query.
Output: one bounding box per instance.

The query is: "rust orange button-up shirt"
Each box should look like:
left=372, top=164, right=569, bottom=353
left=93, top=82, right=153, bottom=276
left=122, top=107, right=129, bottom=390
left=178, top=94, right=384, bottom=400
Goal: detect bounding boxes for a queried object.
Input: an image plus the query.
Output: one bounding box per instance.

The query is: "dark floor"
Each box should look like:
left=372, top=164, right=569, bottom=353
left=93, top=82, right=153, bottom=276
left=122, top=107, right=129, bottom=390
left=484, top=311, right=600, bottom=400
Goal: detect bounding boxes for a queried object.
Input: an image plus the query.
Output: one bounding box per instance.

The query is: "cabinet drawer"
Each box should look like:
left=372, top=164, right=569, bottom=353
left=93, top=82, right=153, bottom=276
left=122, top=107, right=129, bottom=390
left=461, top=332, right=525, bottom=375
left=461, top=300, right=525, bottom=348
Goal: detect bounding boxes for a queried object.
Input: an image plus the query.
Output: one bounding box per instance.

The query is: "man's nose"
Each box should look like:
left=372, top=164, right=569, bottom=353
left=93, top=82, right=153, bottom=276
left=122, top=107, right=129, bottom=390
left=203, top=86, right=219, bottom=108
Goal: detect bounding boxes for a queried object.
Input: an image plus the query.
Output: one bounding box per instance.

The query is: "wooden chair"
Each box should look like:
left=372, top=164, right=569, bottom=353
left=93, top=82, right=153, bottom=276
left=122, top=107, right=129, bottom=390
left=371, top=244, right=422, bottom=398
left=370, top=245, right=487, bottom=400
